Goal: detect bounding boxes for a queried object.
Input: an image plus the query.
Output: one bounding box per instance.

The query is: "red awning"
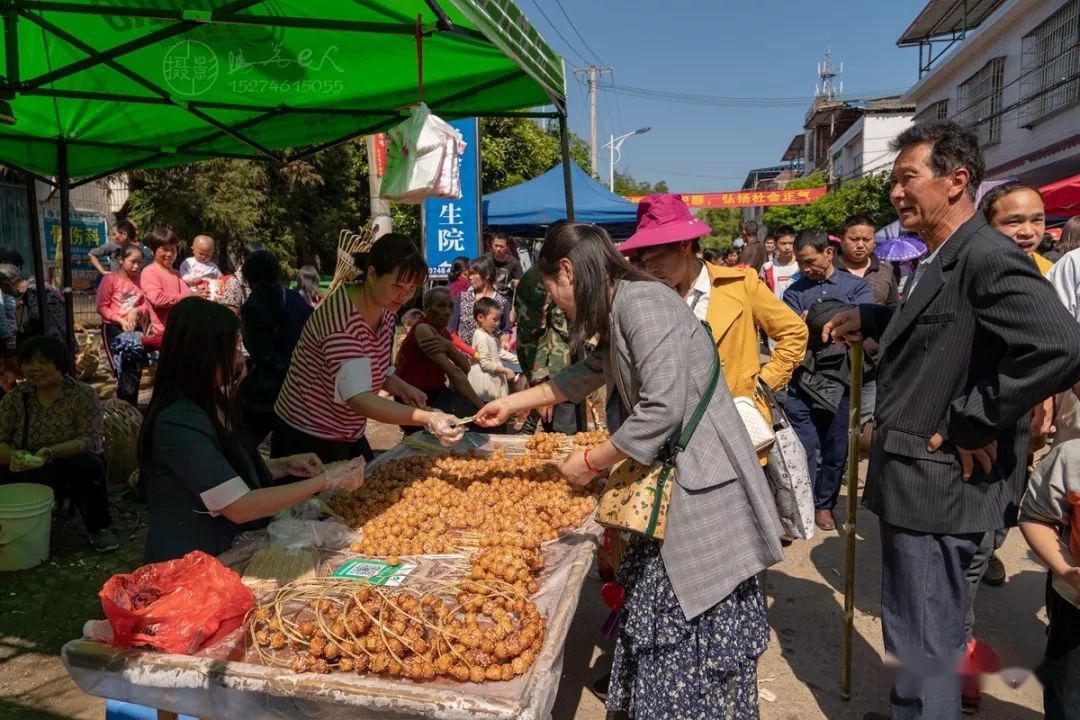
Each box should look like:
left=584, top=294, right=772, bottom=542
left=1042, top=173, right=1080, bottom=217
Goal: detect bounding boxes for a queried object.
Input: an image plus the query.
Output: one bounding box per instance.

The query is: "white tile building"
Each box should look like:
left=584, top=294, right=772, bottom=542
left=899, top=0, right=1080, bottom=185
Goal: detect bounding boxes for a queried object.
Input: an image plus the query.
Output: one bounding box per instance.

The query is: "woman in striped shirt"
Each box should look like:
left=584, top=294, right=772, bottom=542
left=272, top=234, right=464, bottom=462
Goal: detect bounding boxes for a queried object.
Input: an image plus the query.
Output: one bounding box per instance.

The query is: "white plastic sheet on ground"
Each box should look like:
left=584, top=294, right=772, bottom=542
left=62, top=434, right=602, bottom=720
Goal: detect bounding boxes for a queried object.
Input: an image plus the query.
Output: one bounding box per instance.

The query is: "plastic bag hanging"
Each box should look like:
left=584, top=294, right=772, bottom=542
left=379, top=103, right=466, bottom=203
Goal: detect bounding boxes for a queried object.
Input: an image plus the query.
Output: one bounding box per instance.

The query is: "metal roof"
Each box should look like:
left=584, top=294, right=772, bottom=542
left=781, top=134, right=805, bottom=162
left=897, top=0, right=1008, bottom=46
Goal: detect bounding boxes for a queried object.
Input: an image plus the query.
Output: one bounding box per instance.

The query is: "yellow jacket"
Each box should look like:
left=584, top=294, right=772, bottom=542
left=703, top=262, right=808, bottom=429
left=1034, top=252, right=1053, bottom=277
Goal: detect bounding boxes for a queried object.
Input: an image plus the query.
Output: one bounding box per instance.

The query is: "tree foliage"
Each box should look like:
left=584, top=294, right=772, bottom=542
left=128, top=148, right=364, bottom=273
left=762, top=172, right=898, bottom=234
left=479, top=118, right=590, bottom=193
left=124, top=117, right=626, bottom=272
left=612, top=170, right=668, bottom=197
left=695, top=208, right=742, bottom=251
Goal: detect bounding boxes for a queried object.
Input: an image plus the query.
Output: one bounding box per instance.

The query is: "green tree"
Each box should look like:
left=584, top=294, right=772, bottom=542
left=695, top=208, right=742, bottom=250
left=612, top=170, right=669, bottom=197
left=763, top=172, right=897, bottom=234
left=479, top=118, right=590, bottom=193
left=125, top=118, right=597, bottom=273
left=127, top=159, right=272, bottom=266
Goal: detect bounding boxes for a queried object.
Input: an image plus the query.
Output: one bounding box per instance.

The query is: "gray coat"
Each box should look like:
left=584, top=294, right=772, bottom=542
left=553, top=279, right=784, bottom=619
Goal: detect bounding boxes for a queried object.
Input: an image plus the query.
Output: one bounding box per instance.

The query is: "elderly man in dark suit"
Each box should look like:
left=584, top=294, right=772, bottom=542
left=824, top=120, right=1080, bottom=720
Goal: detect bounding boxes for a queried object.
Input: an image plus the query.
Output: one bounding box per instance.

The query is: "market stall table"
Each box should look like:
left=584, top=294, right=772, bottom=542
left=61, top=434, right=602, bottom=720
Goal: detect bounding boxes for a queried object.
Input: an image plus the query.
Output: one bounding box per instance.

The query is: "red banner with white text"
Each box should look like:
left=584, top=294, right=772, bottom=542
left=626, top=186, right=827, bottom=208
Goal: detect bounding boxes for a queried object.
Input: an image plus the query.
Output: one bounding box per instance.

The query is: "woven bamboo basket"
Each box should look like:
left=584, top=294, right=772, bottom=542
left=74, top=328, right=101, bottom=382
left=327, top=225, right=376, bottom=296
left=101, top=398, right=142, bottom=488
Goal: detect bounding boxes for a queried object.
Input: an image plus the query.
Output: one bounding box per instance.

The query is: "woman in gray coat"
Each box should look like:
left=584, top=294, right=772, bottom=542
left=475, top=223, right=783, bottom=719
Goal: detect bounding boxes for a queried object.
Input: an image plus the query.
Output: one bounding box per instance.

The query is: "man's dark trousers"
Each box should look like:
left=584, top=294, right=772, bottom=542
left=880, top=520, right=984, bottom=719
left=786, top=386, right=850, bottom=511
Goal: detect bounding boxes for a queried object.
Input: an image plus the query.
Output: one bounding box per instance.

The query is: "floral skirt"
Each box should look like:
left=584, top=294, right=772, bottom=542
left=606, top=540, right=769, bottom=720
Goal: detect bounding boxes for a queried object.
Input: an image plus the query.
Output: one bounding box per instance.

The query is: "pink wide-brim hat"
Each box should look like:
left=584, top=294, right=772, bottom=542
left=619, top=193, right=712, bottom=255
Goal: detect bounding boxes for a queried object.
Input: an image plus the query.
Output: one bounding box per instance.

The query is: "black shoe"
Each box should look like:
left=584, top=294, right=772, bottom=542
left=981, top=553, right=1006, bottom=587
left=90, top=528, right=119, bottom=553
left=862, top=713, right=889, bottom=720
left=591, top=673, right=609, bottom=701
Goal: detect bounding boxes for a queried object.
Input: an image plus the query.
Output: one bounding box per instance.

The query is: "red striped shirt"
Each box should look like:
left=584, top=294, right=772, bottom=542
left=275, top=288, right=395, bottom=442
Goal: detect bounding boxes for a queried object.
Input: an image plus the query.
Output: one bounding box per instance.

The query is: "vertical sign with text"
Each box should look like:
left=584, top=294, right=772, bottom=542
left=42, top=208, right=108, bottom=293
left=423, top=118, right=480, bottom=278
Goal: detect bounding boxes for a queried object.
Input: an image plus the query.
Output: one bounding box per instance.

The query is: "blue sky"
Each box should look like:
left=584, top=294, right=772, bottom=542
left=517, top=0, right=929, bottom=191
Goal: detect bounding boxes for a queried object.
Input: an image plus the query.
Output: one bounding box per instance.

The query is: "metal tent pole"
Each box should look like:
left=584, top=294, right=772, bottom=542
left=24, top=174, right=47, bottom=330
left=57, top=140, right=76, bottom=361
left=557, top=105, right=587, bottom=430
left=558, top=109, right=575, bottom=222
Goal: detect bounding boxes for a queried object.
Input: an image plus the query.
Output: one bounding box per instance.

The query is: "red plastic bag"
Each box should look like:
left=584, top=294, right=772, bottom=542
left=99, top=550, right=254, bottom=654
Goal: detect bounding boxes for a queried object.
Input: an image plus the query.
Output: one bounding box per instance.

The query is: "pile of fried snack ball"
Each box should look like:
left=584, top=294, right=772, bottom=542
left=248, top=432, right=607, bottom=682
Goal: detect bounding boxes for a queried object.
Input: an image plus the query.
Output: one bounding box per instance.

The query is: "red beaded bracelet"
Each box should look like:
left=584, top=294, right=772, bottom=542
left=583, top=448, right=601, bottom=475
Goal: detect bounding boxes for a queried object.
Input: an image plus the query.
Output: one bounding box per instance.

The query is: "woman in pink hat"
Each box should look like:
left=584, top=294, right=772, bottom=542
left=620, top=193, right=808, bottom=465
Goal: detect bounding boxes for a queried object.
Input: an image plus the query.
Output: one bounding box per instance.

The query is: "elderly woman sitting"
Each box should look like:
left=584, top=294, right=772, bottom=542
left=0, top=336, right=116, bottom=552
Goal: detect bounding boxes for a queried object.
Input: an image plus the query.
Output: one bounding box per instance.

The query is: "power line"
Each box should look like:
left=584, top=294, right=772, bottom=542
left=600, top=82, right=912, bottom=108
left=611, top=72, right=628, bottom=133
left=552, top=0, right=606, bottom=66
left=525, top=0, right=591, bottom=66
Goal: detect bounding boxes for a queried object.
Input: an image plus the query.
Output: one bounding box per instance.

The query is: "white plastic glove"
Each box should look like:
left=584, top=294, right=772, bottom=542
left=320, top=457, right=366, bottom=492
left=425, top=412, right=466, bottom=447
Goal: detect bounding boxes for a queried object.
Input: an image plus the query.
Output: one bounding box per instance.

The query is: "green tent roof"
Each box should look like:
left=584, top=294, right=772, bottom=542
left=0, top=0, right=566, bottom=180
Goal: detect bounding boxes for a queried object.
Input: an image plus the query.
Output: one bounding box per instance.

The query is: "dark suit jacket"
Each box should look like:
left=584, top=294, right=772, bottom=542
left=860, top=214, right=1080, bottom=534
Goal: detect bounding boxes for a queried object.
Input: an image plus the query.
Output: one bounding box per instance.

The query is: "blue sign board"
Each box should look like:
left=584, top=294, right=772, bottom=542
left=42, top=207, right=108, bottom=293
left=423, top=118, right=480, bottom=277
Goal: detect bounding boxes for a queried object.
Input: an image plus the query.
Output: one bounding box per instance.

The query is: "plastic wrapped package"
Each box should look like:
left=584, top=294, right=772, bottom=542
left=265, top=500, right=355, bottom=552
left=380, top=103, right=465, bottom=203
left=99, top=551, right=255, bottom=655
left=63, top=435, right=601, bottom=720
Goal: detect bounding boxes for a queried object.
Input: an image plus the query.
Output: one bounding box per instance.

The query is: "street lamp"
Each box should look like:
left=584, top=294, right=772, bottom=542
left=604, top=127, right=651, bottom=191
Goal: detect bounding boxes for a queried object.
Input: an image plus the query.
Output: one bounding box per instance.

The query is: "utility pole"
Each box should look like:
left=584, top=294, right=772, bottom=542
left=365, top=134, right=392, bottom=239
left=573, top=66, right=611, bottom=175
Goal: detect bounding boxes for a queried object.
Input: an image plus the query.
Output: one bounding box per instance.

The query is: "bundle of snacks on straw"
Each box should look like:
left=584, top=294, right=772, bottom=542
left=523, top=430, right=609, bottom=459
left=249, top=576, right=545, bottom=681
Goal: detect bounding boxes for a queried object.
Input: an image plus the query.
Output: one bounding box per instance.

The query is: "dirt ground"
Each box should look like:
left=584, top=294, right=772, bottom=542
left=0, top=423, right=1049, bottom=719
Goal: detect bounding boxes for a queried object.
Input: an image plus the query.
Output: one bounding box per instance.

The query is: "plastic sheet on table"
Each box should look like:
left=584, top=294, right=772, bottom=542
left=62, top=434, right=602, bottom=720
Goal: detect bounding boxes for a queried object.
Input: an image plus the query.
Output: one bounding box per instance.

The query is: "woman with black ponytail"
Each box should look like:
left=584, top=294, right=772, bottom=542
left=237, top=250, right=313, bottom=443
left=272, top=233, right=464, bottom=462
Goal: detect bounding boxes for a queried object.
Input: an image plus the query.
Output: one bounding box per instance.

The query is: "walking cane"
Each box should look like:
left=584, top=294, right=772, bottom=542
left=841, top=340, right=865, bottom=702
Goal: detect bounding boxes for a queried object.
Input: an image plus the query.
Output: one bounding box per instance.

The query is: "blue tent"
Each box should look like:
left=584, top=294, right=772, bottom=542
left=482, top=163, right=639, bottom=237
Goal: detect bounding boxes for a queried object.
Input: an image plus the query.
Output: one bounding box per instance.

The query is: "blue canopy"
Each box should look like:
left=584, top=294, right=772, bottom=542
left=482, top=163, right=639, bottom=237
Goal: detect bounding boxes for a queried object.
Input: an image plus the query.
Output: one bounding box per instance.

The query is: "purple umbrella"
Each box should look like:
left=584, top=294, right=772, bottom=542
left=875, top=236, right=927, bottom=262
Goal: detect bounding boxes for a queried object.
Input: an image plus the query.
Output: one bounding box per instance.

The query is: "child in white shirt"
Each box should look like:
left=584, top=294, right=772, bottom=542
left=467, top=297, right=516, bottom=403
left=179, top=234, right=222, bottom=290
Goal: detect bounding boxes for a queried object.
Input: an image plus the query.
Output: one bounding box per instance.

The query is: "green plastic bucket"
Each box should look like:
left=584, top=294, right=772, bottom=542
left=0, top=483, right=53, bottom=571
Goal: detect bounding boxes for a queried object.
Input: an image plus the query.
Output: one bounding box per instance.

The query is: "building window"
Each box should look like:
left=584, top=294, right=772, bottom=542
left=1019, top=0, right=1080, bottom=127
left=956, top=57, right=1006, bottom=146
left=914, top=99, right=949, bottom=124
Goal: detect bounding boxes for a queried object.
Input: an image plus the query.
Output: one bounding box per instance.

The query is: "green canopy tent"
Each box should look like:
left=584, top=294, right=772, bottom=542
left=0, top=0, right=574, bottom=353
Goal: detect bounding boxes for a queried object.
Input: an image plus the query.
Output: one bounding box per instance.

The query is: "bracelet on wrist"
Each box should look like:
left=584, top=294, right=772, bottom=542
left=583, top=448, right=601, bottom=475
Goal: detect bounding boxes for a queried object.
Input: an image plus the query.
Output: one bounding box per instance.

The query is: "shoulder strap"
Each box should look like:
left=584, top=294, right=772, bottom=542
left=21, top=390, right=30, bottom=450
left=673, top=320, right=720, bottom=454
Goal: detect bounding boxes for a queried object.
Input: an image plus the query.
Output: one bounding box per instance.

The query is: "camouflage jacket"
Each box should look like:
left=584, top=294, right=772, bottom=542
left=514, top=266, right=571, bottom=384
